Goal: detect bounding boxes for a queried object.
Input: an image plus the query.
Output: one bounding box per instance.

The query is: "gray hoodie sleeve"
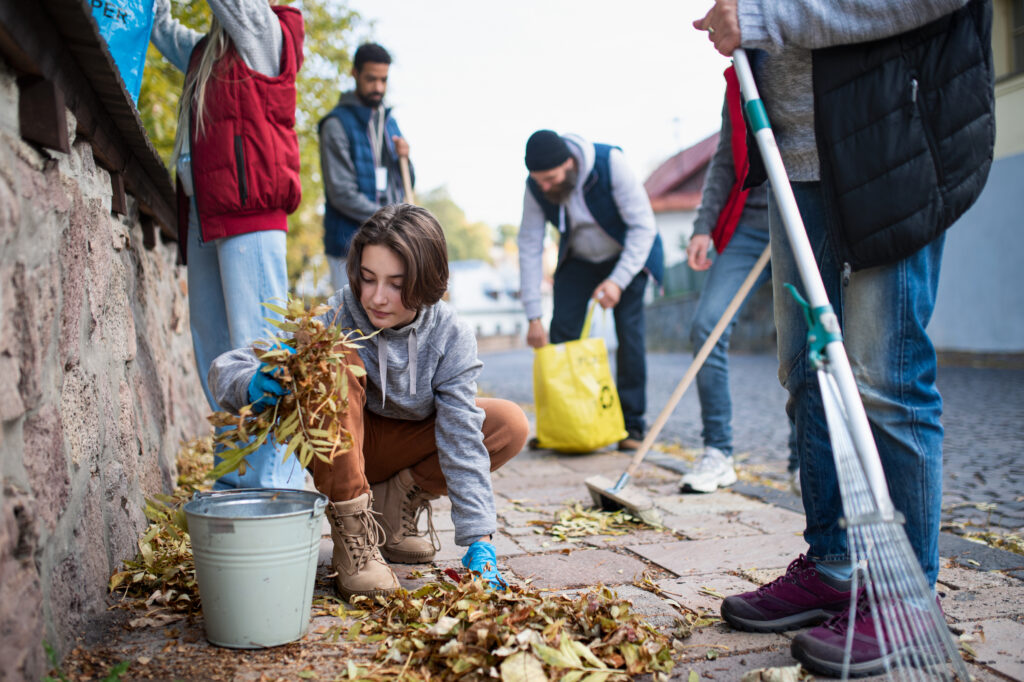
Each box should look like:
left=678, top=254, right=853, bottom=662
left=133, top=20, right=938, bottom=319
left=606, top=148, right=657, bottom=290
left=739, top=0, right=969, bottom=52
left=430, top=324, right=496, bottom=546
left=207, top=0, right=283, bottom=77
left=693, top=97, right=736, bottom=238
left=150, top=0, right=202, bottom=72
left=320, top=116, right=381, bottom=222
left=517, top=188, right=548, bottom=321
left=208, top=348, right=261, bottom=413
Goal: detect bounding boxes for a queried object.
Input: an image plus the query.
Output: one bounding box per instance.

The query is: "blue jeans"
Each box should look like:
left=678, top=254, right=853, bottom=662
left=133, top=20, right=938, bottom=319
left=550, top=257, right=648, bottom=435
left=691, top=223, right=798, bottom=470
left=770, top=183, right=944, bottom=586
left=187, top=226, right=303, bottom=490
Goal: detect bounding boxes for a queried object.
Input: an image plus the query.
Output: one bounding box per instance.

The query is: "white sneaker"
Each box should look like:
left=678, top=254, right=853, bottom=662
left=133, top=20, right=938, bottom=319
left=789, top=469, right=802, bottom=497
left=679, top=446, right=737, bottom=493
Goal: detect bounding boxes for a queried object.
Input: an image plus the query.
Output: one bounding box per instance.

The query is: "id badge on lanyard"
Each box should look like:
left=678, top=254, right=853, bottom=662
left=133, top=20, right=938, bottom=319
left=375, top=166, right=388, bottom=194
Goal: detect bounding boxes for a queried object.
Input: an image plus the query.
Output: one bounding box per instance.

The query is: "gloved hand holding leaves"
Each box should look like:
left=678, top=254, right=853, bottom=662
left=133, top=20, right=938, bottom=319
left=461, top=540, right=507, bottom=590
left=246, top=344, right=294, bottom=413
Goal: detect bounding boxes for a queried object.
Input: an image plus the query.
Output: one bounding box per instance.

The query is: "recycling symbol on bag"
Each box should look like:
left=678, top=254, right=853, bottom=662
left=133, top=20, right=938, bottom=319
left=599, top=384, right=614, bottom=410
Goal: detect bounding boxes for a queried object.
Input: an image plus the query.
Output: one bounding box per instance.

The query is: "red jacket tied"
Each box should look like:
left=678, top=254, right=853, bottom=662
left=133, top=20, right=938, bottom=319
left=177, top=6, right=304, bottom=262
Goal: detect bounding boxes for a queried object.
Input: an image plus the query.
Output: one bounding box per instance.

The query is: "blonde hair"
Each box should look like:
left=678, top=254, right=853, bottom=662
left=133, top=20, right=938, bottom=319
left=172, top=15, right=230, bottom=163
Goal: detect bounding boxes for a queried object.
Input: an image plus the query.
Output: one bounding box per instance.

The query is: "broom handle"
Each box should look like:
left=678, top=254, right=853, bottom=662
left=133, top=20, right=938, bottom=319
left=624, top=244, right=771, bottom=479
left=733, top=49, right=895, bottom=517
left=399, top=157, right=415, bottom=204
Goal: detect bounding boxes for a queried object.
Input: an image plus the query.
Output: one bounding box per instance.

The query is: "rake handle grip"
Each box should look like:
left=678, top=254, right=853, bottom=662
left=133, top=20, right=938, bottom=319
left=623, top=244, right=771, bottom=478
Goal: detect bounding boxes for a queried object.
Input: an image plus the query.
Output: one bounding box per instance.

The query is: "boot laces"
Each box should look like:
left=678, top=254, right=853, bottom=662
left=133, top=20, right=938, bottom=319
left=402, top=486, right=441, bottom=552
left=755, top=554, right=814, bottom=595
left=331, top=505, right=387, bottom=571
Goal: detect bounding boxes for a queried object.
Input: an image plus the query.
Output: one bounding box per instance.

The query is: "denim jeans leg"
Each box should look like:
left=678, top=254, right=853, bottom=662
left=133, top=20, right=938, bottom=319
left=187, top=226, right=232, bottom=412
left=843, top=236, right=945, bottom=586
left=550, top=257, right=607, bottom=344
left=770, top=183, right=849, bottom=563
left=612, top=271, right=649, bottom=435
left=771, top=183, right=945, bottom=584
left=690, top=224, right=772, bottom=455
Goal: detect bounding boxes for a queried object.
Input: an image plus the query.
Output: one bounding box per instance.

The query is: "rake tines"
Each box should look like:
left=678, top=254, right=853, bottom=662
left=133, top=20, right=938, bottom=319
left=819, top=370, right=968, bottom=681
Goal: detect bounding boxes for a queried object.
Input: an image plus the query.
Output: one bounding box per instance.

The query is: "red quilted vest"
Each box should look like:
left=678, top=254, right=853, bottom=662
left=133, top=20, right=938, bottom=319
left=710, top=66, right=750, bottom=254
left=177, top=6, right=304, bottom=262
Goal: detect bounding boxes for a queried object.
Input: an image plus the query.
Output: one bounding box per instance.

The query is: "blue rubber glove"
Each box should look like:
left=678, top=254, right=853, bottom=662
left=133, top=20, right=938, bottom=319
left=247, top=345, right=293, bottom=413
left=461, top=540, right=507, bottom=590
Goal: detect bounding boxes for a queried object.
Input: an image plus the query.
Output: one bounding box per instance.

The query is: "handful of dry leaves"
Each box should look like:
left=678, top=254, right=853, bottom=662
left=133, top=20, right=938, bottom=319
left=320, top=574, right=675, bottom=680
left=208, top=296, right=369, bottom=481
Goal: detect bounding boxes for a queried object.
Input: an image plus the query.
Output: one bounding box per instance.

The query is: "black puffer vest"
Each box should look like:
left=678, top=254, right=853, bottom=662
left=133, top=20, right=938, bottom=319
left=812, top=0, right=994, bottom=270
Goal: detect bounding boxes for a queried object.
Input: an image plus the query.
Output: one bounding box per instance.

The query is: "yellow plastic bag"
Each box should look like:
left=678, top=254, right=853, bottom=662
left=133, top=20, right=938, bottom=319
left=533, top=301, right=627, bottom=453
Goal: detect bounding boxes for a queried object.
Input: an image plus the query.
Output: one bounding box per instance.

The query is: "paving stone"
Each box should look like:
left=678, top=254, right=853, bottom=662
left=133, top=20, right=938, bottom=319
left=654, top=491, right=769, bottom=517
left=668, top=642, right=796, bottom=678
left=496, top=483, right=594, bottom=507
left=490, top=458, right=579, bottom=493
left=939, top=577, right=1024, bottom=622
left=552, top=451, right=634, bottom=474
left=582, top=528, right=678, bottom=548
left=662, top=512, right=763, bottom=541
left=505, top=548, right=649, bottom=589
left=940, top=534, right=1024, bottom=571
left=736, top=567, right=787, bottom=587
left=510, top=530, right=578, bottom=554
left=958, top=619, right=1024, bottom=680
left=655, top=574, right=761, bottom=615
left=631, top=533, right=806, bottom=576
left=732, top=508, right=806, bottom=536
left=556, top=584, right=684, bottom=629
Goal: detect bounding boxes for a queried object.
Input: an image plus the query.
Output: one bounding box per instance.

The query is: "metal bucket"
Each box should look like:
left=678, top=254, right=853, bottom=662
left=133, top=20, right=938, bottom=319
left=184, top=488, right=328, bottom=648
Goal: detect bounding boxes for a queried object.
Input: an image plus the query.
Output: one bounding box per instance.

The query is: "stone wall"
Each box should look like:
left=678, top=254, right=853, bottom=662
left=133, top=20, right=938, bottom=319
left=0, top=60, right=207, bottom=679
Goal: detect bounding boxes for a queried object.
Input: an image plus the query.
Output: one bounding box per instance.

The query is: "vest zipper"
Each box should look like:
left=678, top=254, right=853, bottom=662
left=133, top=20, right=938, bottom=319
left=234, top=135, right=249, bottom=205
left=910, top=76, right=944, bottom=187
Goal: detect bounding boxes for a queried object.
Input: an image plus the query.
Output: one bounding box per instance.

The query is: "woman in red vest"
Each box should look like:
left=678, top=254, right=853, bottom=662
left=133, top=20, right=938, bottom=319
left=151, top=0, right=304, bottom=489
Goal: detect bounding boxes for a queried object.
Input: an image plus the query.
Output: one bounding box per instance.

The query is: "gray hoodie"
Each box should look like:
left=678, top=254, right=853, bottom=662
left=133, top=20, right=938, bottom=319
left=208, top=286, right=496, bottom=546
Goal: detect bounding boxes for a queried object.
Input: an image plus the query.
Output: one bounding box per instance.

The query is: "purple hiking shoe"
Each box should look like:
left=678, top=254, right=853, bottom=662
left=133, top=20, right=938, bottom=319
left=720, top=555, right=851, bottom=632
left=791, top=592, right=947, bottom=678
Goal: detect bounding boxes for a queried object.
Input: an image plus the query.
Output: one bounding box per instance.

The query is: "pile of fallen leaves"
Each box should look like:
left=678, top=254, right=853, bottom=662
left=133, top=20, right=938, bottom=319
left=208, top=296, right=368, bottom=480
left=528, top=502, right=665, bottom=542
left=318, top=573, right=675, bottom=681
left=108, top=437, right=215, bottom=616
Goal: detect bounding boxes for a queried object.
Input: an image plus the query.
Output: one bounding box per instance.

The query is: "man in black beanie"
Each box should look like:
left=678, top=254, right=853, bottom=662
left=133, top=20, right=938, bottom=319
left=518, top=130, right=664, bottom=451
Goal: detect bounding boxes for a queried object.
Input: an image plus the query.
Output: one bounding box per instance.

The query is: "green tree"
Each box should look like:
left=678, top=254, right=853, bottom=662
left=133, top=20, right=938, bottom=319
left=138, top=0, right=359, bottom=285
left=418, top=187, right=494, bottom=263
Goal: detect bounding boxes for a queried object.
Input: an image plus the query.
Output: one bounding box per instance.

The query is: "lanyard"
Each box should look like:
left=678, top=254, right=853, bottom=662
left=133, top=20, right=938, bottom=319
left=366, top=107, right=386, bottom=167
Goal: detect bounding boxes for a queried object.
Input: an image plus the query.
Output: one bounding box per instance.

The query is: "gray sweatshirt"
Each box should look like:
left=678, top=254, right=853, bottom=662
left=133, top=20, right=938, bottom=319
left=518, top=134, right=657, bottom=321
left=693, top=96, right=769, bottom=238
left=738, top=0, right=970, bottom=181
left=150, top=0, right=285, bottom=231
left=319, top=91, right=411, bottom=224
left=208, top=286, right=497, bottom=546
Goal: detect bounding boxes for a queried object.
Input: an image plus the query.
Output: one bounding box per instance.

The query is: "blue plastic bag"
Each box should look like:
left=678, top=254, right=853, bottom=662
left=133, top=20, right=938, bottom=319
left=90, top=0, right=156, bottom=103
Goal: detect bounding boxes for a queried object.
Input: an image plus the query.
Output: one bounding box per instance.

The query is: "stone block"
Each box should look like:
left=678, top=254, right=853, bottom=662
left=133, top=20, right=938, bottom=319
left=669, top=645, right=796, bottom=679
left=60, top=365, right=102, bottom=470
left=653, top=490, right=768, bottom=517
left=0, top=487, right=44, bottom=681
left=733, top=508, right=806, bottom=536
left=662, top=511, right=763, bottom=541
left=630, top=533, right=805, bottom=576
left=22, top=406, right=70, bottom=532
left=958, top=619, right=1024, bottom=680
left=505, top=548, right=648, bottom=589
left=655, top=573, right=761, bottom=615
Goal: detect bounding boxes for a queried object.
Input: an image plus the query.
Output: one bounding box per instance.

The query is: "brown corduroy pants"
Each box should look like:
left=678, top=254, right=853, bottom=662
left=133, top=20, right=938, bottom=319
left=311, top=353, right=529, bottom=502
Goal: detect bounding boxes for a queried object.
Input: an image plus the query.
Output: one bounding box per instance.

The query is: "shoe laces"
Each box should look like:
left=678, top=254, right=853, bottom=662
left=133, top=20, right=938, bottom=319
left=402, top=485, right=441, bottom=552
left=755, top=554, right=815, bottom=595
left=695, top=449, right=727, bottom=473
left=330, top=504, right=387, bottom=571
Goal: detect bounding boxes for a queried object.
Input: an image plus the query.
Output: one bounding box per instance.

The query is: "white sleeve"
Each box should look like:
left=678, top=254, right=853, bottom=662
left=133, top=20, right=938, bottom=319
left=517, top=188, right=548, bottom=321
left=606, top=149, right=656, bottom=289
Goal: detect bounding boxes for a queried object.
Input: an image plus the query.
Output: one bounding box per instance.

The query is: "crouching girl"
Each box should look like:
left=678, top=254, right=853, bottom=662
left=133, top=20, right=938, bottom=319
left=208, top=204, right=529, bottom=597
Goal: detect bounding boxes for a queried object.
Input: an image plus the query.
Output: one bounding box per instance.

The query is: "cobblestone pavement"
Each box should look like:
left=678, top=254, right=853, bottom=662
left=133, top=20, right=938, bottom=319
left=477, top=349, right=1024, bottom=533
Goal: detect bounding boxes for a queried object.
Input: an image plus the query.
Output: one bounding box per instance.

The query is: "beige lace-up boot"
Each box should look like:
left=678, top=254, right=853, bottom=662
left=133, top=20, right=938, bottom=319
left=371, top=468, right=441, bottom=563
left=326, top=492, right=399, bottom=599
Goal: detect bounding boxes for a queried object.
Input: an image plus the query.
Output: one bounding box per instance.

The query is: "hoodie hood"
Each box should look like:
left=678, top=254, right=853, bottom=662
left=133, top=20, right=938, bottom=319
left=563, top=133, right=596, bottom=184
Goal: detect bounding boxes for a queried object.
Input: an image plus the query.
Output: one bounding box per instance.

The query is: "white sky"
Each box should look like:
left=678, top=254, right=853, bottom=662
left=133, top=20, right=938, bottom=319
left=343, top=0, right=731, bottom=229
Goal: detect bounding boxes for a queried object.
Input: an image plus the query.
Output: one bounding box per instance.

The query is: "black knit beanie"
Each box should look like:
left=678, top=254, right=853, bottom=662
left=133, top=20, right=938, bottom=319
left=524, top=130, right=571, bottom=171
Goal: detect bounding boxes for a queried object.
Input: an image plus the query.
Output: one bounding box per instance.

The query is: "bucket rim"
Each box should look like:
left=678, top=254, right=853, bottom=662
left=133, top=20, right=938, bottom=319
left=184, top=488, right=328, bottom=520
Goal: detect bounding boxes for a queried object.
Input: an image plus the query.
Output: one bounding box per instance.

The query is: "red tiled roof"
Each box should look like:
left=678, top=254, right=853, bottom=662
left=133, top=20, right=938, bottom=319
left=645, top=132, right=719, bottom=214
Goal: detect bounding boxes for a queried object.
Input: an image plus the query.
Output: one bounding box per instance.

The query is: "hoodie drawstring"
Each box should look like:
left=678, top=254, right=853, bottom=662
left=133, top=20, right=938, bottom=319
left=376, top=329, right=418, bottom=409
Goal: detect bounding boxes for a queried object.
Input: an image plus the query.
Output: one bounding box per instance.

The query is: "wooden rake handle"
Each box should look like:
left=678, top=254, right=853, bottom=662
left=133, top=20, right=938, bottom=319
left=623, top=243, right=772, bottom=479
left=399, top=157, right=415, bottom=205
